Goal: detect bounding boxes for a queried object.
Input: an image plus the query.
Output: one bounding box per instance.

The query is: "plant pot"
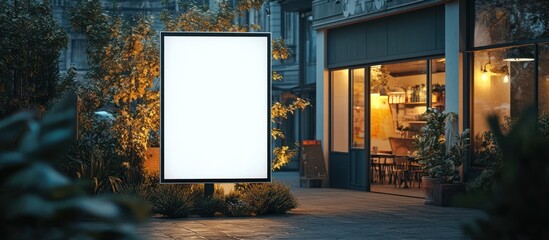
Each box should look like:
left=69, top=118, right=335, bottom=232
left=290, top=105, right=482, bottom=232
left=433, top=183, right=466, bottom=207
left=422, top=176, right=442, bottom=205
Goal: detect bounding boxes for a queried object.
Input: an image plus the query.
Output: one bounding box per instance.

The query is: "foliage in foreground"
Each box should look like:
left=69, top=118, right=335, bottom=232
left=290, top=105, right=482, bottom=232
left=0, top=96, right=148, bottom=239
left=463, top=107, right=549, bottom=239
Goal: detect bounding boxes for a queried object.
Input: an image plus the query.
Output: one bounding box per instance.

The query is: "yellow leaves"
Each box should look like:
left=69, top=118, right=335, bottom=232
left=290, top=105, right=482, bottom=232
left=271, top=98, right=311, bottom=122
left=272, top=38, right=291, bottom=60
left=289, top=98, right=312, bottom=111
left=272, top=144, right=298, bottom=170
left=271, top=128, right=284, bottom=140
left=271, top=102, right=288, bottom=122
left=272, top=72, right=283, bottom=81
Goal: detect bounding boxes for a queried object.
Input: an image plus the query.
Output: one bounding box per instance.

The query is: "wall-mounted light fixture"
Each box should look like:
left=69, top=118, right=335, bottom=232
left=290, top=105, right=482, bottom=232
left=489, top=63, right=510, bottom=84
left=480, top=61, right=491, bottom=82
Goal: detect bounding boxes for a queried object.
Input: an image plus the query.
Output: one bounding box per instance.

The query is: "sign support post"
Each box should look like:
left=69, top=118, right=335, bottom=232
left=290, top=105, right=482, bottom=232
left=204, top=183, right=214, bottom=198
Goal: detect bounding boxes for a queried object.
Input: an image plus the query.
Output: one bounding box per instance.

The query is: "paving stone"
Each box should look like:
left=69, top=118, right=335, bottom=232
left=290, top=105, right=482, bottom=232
left=137, top=172, right=484, bottom=239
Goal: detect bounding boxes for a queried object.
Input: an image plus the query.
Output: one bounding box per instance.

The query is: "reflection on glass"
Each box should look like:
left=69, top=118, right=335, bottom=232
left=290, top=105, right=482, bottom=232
left=352, top=69, right=365, bottom=148
left=369, top=61, right=427, bottom=153
left=474, top=0, right=549, bottom=47
left=331, top=69, right=349, bottom=152
left=539, top=44, right=549, bottom=114
left=431, top=58, right=446, bottom=112
left=473, top=46, right=535, bottom=163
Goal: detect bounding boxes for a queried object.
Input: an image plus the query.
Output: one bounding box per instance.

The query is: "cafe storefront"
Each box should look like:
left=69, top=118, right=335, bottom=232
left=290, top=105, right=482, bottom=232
left=312, top=0, right=549, bottom=193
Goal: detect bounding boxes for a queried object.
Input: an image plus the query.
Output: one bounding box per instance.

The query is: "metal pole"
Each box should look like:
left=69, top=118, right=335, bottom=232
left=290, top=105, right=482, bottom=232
left=204, top=183, right=214, bottom=198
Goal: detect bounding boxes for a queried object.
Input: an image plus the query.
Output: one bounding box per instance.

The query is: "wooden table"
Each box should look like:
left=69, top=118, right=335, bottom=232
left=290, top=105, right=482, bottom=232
left=370, top=153, right=395, bottom=184
left=370, top=153, right=420, bottom=189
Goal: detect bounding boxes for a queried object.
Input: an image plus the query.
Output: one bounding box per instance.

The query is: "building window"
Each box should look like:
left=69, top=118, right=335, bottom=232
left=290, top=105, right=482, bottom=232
left=352, top=68, right=365, bottom=149
left=283, top=12, right=298, bottom=46
left=70, top=39, right=88, bottom=70
left=473, top=0, right=549, bottom=47
left=472, top=45, right=537, bottom=162
left=369, top=60, right=429, bottom=152
left=538, top=43, right=549, bottom=114
left=304, top=14, right=316, bottom=85
left=331, top=69, right=349, bottom=152
left=431, top=58, right=446, bottom=112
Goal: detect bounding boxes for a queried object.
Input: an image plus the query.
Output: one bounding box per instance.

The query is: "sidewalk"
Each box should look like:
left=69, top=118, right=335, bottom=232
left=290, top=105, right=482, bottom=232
left=136, top=172, right=483, bottom=239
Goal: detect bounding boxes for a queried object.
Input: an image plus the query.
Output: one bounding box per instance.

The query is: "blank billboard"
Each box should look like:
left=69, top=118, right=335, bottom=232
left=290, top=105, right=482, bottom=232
left=161, top=32, right=271, bottom=183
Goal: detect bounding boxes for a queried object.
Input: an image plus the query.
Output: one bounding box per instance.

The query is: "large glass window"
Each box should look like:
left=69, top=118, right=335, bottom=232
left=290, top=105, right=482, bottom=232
left=70, top=39, right=88, bottom=70
left=539, top=44, right=549, bottom=114
left=370, top=60, right=428, bottom=153
left=474, top=0, right=549, bottom=47
left=352, top=68, right=365, bottom=148
left=431, top=58, right=446, bottom=112
left=331, top=69, right=349, bottom=152
left=472, top=45, right=536, bottom=157
left=304, top=14, right=316, bottom=85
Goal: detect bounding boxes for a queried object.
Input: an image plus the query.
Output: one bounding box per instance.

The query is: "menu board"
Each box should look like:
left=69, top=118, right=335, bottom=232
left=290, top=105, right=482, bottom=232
left=301, top=141, right=327, bottom=179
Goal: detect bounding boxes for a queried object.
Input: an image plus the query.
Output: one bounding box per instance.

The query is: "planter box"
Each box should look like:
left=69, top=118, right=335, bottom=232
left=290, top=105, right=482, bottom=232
left=432, top=183, right=466, bottom=207
left=421, top=176, right=442, bottom=205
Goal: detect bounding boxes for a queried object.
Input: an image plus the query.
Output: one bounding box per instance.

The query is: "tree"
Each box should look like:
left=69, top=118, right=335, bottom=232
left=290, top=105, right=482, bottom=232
left=161, top=0, right=311, bottom=170
left=67, top=0, right=309, bottom=191
left=69, top=0, right=160, bottom=189
left=0, top=0, right=71, bottom=118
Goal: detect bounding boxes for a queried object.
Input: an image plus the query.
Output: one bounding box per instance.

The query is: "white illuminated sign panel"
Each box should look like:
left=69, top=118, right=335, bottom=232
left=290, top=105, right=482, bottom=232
left=161, top=32, right=271, bottom=183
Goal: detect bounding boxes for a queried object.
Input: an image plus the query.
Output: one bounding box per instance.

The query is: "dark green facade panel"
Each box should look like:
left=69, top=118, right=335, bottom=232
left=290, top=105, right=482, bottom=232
left=327, top=5, right=445, bottom=68
left=435, top=6, right=446, bottom=50
left=387, top=8, right=438, bottom=56
left=327, top=23, right=367, bottom=67
left=366, top=21, right=388, bottom=59
left=329, top=154, right=351, bottom=188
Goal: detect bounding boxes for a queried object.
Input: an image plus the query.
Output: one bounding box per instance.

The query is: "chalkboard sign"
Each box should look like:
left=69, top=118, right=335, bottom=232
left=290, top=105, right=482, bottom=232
left=301, top=140, right=327, bottom=179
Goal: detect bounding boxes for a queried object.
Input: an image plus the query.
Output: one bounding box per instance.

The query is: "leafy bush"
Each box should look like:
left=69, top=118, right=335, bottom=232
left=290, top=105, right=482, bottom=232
left=148, top=184, right=193, bottom=218
left=239, top=182, right=297, bottom=216
left=222, top=192, right=252, bottom=217
left=194, top=196, right=223, bottom=217
left=189, top=185, right=224, bottom=217
left=463, top=107, right=549, bottom=239
left=467, top=130, right=504, bottom=193
left=0, top=96, right=148, bottom=239
left=468, top=114, right=549, bottom=193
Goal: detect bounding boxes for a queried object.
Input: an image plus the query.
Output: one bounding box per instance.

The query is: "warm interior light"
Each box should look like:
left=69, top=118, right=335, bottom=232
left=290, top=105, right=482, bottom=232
left=503, top=58, right=535, bottom=62
left=371, top=93, right=381, bottom=109
left=503, top=74, right=509, bottom=83
left=481, top=70, right=488, bottom=81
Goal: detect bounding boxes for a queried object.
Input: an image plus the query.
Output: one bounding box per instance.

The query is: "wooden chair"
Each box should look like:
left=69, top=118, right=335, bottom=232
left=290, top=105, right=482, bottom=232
left=388, top=137, right=415, bottom=188
left=392, top=156, right=410, bottom=188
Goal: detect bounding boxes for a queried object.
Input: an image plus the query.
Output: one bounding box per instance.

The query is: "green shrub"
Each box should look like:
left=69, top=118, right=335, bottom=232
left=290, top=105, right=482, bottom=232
left=149, top=184, right=193, bottom=218
left=468, top=114, right=549, bottom=193
left=222, top=192, right=252, bottom=217
left=190, top=185, right=224, bottom=217
left=194, top=196, right=223, bottom=217
left=240, top=182, right=297, bottom=215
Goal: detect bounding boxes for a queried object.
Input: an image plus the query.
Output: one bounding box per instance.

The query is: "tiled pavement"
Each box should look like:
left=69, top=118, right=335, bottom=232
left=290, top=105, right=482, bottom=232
left=136, top=172, right=484, bottom=239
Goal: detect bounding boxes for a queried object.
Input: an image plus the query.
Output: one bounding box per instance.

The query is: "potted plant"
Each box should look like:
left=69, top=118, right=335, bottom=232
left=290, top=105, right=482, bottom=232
left=413, top=108, right=470, bottom=206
